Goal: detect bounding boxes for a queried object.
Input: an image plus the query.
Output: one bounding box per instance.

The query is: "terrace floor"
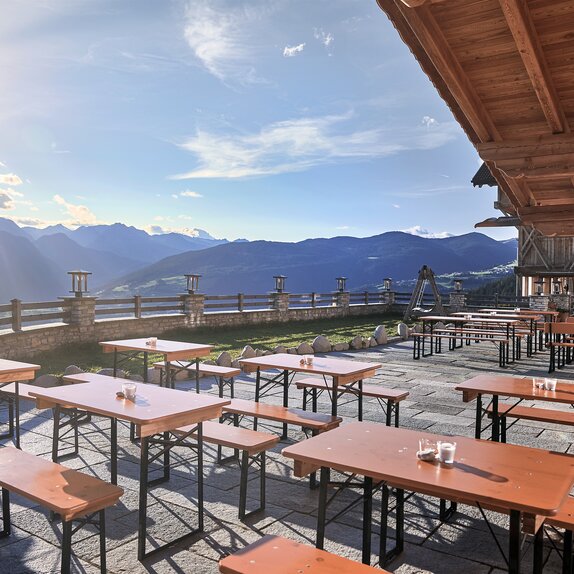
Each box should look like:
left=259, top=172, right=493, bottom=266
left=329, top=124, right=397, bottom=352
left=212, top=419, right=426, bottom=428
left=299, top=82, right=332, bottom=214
left=2, top=338, right=573, bottom=573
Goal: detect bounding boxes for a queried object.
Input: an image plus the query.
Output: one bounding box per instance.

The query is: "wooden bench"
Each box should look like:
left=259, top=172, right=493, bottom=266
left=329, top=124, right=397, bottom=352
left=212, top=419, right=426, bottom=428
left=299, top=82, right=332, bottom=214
left=175, top=421, right=279, bottom=520
left=154, top=360, right=240, bottom=396
left=486, top=404, right=574, bottom=443
left=219, top=534, right=390, bottom=573
left=222, top=398, right=341, bottom=434
left=0, top=447, right=123, bottom=573
left=294, top=377, right=408, bottom=426
left=412, top=332, right=510, bottom=367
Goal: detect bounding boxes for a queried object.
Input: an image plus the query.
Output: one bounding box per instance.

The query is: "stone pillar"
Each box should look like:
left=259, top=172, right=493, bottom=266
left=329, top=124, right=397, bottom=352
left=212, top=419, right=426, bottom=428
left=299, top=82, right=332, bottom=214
left=270, top=292, right=290, bottom=314
left=529, top=295, right=548, bottom=311
left=530, top=293, right=573, bottom=314
left=333, top=291, right=350, bottom=308
left=62, top=296, right=97, bottom=327
left=181, top=293, right=205, bottom=324
left=449, top=291, right=466, bottom=312
left=380, top=291, right=395, bottom=306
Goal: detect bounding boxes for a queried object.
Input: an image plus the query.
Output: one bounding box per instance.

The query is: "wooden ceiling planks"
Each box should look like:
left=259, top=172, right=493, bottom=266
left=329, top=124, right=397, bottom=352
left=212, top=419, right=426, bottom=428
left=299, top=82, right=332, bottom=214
left=377, top=0, right=574, bottom=235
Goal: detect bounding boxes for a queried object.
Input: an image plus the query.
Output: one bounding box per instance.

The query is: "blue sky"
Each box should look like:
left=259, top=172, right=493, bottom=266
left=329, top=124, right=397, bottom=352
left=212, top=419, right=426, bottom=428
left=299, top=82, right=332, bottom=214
left=0, top=0, right=513, bottom=242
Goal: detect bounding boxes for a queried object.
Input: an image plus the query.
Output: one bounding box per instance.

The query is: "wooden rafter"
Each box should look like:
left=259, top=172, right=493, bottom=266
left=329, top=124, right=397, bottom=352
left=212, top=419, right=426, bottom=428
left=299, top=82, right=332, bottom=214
left=498, top=0, right=569, bottom=134
left=393, top=2, right=500, bottom=143
left=518, top=205, right=574, bottom=224
left=522, top=228, right=551, bottom=270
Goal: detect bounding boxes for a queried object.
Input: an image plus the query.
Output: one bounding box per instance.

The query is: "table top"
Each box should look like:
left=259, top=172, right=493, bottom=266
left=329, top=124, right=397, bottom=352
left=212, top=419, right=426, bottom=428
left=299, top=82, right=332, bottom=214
left=0, top=359, right=40, bottom=381
left=30, top=374, right=229, bottom=436
left=456, top=374, right=574, bottom=404
left=421, top=315, right=519, bottom=325
left=282, top=422, right=574, bottom=516
left=99, top=338, right=213, bottom=360
left=479, top=308, right=559, bottom=318
left=453, top=312, right=541, bottom=321
left=239, top=353, right=381, bottom=380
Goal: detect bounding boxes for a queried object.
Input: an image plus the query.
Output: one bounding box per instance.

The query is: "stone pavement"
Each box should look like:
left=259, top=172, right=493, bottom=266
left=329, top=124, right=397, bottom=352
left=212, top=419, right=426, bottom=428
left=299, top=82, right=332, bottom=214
left=1, top=338, right=573, bottom=573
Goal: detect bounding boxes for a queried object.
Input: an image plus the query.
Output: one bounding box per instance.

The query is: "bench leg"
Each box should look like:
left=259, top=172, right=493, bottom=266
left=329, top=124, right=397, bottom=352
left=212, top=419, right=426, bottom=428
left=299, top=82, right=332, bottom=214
left=357, top=380, right=363, bottom=422
left=475, top=395, right=483, bottom=439
left=0, top=488, right=10, bottom=538
left=439, top=499, right=457, bottom=521
left=61, top=519, right=72, bottom=574
left=238, top=451, right=266, bottom=521
left=508, top=510, right=521, bottom=574
left=316, top=467, right=329, bottom=550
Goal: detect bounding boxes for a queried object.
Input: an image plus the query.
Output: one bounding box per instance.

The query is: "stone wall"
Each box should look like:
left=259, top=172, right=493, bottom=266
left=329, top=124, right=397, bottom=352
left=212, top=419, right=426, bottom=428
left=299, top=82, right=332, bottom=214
left=0, top=293, right=395, bottom=360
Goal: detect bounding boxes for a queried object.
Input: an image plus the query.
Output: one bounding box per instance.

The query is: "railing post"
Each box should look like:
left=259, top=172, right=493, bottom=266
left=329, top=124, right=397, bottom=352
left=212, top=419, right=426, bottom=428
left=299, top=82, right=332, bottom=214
left=364, top=291, right=369, bottom=305
left=494, top=292, right=499, bottom=308
left=11, top=299, right=21, bottom=332
left=238, top=293, right=244, bottom=312
left=311, top=292, right=316, bottom=308
left=134, top=295, right=142, bottom=318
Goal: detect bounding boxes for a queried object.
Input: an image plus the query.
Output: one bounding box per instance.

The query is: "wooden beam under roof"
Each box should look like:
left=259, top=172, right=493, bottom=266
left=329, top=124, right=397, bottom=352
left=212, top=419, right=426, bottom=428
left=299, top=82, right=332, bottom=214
left=478, top=134, right=574, bottom=161
left=518, top=205, right=574, bottom=224
left=498, top=0, right=569, bottom=135
left=393, top=2, right=500, bottom=143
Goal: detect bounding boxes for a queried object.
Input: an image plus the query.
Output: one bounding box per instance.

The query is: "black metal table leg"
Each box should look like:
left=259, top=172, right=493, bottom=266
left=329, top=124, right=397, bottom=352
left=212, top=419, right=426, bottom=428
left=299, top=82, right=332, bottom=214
left=282, top=369, right=289, bottom=439
left=110, top=417, right=118, bottom=485
left=475, top=394, right=483, bottom=439
left=316, top=467, right=329, bottom=550
left=99, top=509, right=107, bottom=574
left=137, top=435, right=149, bottom=562
left=13, top=382, right=20, bottom=450
left=61, top=519, right=72, bottom=574
left=254, top=368, right=261, bottom=431
left=533, top=525, right=543, bottom=574
left=0, top=488, right=10, bottom=538
left=491, top=395, right=500, bottom=442
left=362, top=476, right=373, bottom=564
left=508, top=510, right=521, bottom=574
left=564, top=529, right=573, bottom=574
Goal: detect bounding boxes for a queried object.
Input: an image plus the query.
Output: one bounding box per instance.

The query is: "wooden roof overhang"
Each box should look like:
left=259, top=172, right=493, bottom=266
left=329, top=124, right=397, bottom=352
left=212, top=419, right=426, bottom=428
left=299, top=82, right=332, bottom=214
left=376, top=0, right=574, bottom=236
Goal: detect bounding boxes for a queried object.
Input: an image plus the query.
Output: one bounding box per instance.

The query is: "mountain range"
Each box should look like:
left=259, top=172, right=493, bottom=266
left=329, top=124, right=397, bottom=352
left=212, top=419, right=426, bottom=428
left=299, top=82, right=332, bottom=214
left=0, top=217, right=517, bottom=302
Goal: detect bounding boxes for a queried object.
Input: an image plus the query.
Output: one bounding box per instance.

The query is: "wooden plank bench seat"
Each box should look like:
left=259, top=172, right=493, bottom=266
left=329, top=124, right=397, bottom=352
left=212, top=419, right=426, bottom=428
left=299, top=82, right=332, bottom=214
left=219, top=534, right=390, bottom=573
left=541, top=497, right=574, bottom=573
left=222, top=398, right=342, bottom=433
left=485, top=403, right=574, bottom=443
left=0, top=447, right=123, bottom=573
left=412, top=332, right=510, bottom=366
left=294, top=377, right=408, bottom=426
left=175, top=421, right=279, bottom=520
left=154, top=360, right=240, bottom=396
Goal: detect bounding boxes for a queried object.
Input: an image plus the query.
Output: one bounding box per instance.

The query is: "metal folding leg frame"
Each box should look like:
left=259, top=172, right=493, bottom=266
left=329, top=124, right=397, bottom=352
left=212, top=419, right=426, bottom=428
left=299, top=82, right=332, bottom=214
left=0, top=382, right=20, bottom=448
left=541, top=523, right=573, bottom=574
left=137, top=423, right=204, bottom=561
left=1, top=486, right=107, bottom=574
left=316, top=467, right=383, bottom=565
left=238, top=450, right=266, bottom=520
left=254, top=368, right=291, bottom=438
left=379, top=483, right=404, bottom=567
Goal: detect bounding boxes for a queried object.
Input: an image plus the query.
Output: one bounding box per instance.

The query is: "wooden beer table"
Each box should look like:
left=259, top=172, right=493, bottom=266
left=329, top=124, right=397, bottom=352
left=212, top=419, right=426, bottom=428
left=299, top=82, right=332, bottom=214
left=30, top=373, right=229, bottom=561
left=0, top=359, right=40, bottom=449
left=282, top=422, right=574, bottom=574
left=239, top=353, right=381, bottom=437
left=100, top=338, right=213, bottom=388
left=456, top=374, right=574, bottom=442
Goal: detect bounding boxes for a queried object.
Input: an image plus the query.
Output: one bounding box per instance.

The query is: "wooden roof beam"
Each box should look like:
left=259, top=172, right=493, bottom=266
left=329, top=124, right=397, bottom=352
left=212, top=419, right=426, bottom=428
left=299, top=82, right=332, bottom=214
left=393, top=2, right=500, bottom=143
left=499, top=0, right=568, bottom=135
left=518, top=205, right=574, bottom=224
left=400, top=0, right=446, bottom=6
left=479, top=134, right=574, bottom=161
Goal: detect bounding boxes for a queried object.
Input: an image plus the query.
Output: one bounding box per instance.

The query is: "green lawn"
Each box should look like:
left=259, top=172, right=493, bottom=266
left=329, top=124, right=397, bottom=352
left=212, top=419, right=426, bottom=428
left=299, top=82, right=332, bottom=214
left=32, top=313, right=406, bottom=376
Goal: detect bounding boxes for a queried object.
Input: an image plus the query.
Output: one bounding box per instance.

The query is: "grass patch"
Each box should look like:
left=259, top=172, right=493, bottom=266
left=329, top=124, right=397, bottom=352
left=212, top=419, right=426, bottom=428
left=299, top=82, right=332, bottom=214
left=32, top=313, right=405, bottom=376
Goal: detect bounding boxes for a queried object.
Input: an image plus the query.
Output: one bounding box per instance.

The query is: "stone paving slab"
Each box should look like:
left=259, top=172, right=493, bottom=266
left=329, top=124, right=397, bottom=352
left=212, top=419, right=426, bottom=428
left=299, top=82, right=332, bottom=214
left=0, top=338, right=573, bottom=572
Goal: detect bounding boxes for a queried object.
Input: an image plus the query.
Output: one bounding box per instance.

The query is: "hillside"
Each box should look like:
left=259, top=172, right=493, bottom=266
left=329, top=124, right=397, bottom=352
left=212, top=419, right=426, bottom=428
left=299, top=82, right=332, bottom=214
left=103, top=232, right=518, bottom=296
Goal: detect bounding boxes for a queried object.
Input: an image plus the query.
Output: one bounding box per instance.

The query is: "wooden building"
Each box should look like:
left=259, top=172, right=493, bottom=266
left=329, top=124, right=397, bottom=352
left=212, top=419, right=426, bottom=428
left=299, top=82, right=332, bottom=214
left=473, top=163, right=574, bottom=296
left=376, top=0, right=574, bottom=306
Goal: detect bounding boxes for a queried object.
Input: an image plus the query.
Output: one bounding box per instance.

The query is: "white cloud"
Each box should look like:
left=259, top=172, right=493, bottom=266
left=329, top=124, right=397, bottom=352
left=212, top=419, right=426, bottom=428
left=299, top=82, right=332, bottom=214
left=402, top=225, right=453, bottom=239
left=0, top=173, right=23, bottom=186
left=171, top=194, right=179, bottom=199
left=336, top=225, right=350, bottom=230
left=283, top=43, right=305, bottom=57
left=145, top=224, right=201, bottom=237
left=53, top=194, right=97, bottom=225
left=171, top=114, right=461, bottom=180
left=392, top=204, right=400, bottom=209
left=0, top=187, right=24, bottom=210
left=183, top=2, right=264, bottom=83
left=422, top=115, right=438, bottom=128
left=180, top=190, right=203, bottom=198
left=314, top=28, right=334, bottom=48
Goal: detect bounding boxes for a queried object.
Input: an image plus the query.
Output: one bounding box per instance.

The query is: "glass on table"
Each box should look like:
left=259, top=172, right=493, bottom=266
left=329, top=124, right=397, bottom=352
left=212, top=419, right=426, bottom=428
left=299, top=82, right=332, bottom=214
left=122, top=382, right=137, bottom=401
left=544, top=378, right=557, bottom=391
left=532, top=377, right=546, bottom=390
left=437, top=441, right=456, bottom=464
left=417, top=438, right=437, bottom=461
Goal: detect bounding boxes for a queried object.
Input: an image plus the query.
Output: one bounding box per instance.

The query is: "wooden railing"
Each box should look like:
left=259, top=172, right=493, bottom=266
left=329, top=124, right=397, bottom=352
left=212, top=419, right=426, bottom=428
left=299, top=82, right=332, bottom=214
left=465, top=293, right=530, bottom=309
left=203, top=294, right=271, bottom=312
